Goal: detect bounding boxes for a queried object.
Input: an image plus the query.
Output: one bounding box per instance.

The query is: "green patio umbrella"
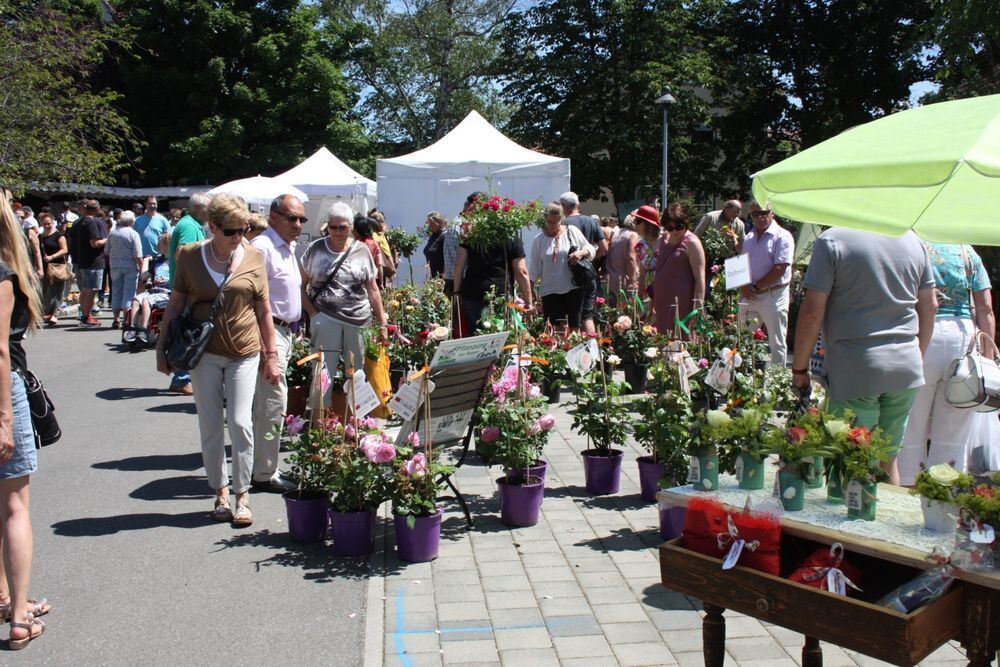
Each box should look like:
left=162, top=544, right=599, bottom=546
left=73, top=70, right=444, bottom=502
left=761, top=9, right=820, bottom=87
left=751, top=94, right=1000, bottom=244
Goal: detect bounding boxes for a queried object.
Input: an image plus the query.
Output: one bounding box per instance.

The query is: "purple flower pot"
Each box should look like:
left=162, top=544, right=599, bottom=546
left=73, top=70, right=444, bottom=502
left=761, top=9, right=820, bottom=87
left=497, top=476, right=545, bottom=527
left=282, top=490, right=330, bottom=543
left=394, top=511, right=442, bottom=563
left=503, top=459, right=547, bottom=483
left=582, top=448, right=624, bottom=495
left=636, top=456, right=665, bottom=503
left=329, top=507, right=377, bottom=557
left=659, top=505, right=687, bottom=540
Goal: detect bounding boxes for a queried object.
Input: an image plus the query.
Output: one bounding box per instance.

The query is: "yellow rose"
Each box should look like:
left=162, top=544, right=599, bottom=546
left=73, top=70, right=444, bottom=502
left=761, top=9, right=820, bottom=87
left=389, top=300, right=401, bottom=308
left=928, top=463, right=960, bottom=486
left=405, top=305, right=415, bottom=312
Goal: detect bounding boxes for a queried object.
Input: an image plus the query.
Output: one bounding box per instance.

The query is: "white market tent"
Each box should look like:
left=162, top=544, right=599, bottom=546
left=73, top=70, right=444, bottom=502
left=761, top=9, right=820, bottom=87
left=207, top=175, right=308, bottom=210
left=377, top=110, right=570, bottom=282
left=275, top=147, right=377, bottom=241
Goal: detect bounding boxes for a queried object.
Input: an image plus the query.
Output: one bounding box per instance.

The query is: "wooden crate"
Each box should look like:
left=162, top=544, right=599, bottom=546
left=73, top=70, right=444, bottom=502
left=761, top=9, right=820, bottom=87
left=659, top=537, right=963, bottom=666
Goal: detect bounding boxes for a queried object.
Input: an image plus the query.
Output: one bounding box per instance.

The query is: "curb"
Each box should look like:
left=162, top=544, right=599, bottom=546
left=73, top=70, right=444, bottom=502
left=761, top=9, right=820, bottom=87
left=363, top=503, right=389, bottom=667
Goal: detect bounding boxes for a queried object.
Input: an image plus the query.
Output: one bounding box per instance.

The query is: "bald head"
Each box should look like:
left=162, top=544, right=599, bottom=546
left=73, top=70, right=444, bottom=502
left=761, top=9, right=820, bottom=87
left=722, top=199, right=742, bottom=222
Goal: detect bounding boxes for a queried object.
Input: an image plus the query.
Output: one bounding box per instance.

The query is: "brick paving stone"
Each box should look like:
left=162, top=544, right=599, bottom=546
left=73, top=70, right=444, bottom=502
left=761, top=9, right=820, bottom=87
left=435, top=585, right=486, bottom=604
left=467, top=559, right=526, bottom=577
left=647, top=608, right=703, bottom=631
left=403, top=595, right=439, bottom=613
left=551, top=634, right=615, bottom=659
left=519, top=553, right=563, bottom=568
left=724, top=636, right=793, bottom=662
left=487, top=606, right=543, bottom=629
left=386, top=652, right=444, bottom=667
left=433, top=556, right=478, bottom=572
left=722, top=615, right=769, bottom=638
left=473, top=547, right=521, bottom=562
left=513, top=540, right=563, bottom=554
left=386, top=630, right=442, bottom=655
left=662, top=628, right=708, bottom=654
left=576, top=570, right=629, bottom=589
left=437, top=620, right=495, bottom=643
left=437, top=601, right=491, bottom=622
left=481, top=575, right=532, bottom=592
left=560, top=658, right=620, bottom=667
left=642, top=592, right=698, bottom=612
left=612, top=641, right=679, bottom=666
left=592, top=602, right=653, bottom=624
left=609, top=549, right=659, bottom=565
left=498, top=647, right=560, bottom=665
left=567, top=557, right=620, bottom=573
left=923, top=643, right=969, bottom=662
left=386, top=611, right=440, bottom=633
left=430, top=569, right=481, bottom=587
left=538, top=596, right=594, bottom=618
left=440, top=639, right=500, bottom=665
left=543, top=613, right=602, bottom=637
left=585, top=585, right=644, bottom=606
left=492, top=627, right=553, bottom=650
left=525, top=565, right=577, bottom=582
left=484, top=590, right=537, bottom=610
left=561, top=544, right=609, bottom=560
left=601, top=621, right=662, bottom=645
left=530, top=579, right=585, bottom=599
left=735, top=658, right=798, bottom=667
left=674, top=650, right=739, bottom=667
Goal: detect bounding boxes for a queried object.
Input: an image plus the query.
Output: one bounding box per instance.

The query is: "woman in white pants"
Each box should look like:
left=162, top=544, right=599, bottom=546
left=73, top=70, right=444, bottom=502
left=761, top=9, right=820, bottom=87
left=898, top=243, right=994, bottom=484
left=301, top=203, right=388, bottom=409
left=156, top=194, right=280, bottom=526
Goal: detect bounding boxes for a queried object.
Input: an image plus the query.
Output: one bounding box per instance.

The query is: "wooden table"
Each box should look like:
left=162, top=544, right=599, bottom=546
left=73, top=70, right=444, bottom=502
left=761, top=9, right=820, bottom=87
left=657, top=483, right=1000, bottom=666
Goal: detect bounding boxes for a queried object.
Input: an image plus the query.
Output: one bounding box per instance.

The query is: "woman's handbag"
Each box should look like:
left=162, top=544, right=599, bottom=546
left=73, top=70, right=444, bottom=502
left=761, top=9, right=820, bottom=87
left=20, top=369, right=61, bottom=448
left=166, top=261, right=232, bottom=371
left=945, top=331, right=1000, bottom=412
left=44, top=262, right=71, bottom=283
left=567, top=245, right=596, bottom=288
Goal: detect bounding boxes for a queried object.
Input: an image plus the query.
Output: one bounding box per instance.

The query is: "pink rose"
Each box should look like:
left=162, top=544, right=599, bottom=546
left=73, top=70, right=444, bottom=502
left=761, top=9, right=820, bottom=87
left=366, top=442, right=396, bottom=464
left=407, top=431, right=420, bottom=447
left=481, top=426, right=500, bottom=443
left=404, top=453, right=427, bottom=478
left=698, top=358, right=709, bottom=369
left=284, top=415, right=306, bottom=435
left=345, top=423, right=357, bottom=439
left=528, top=385, right=542, bottom=399
left=595, top=296, right=606, bottom=305
left=536, top=414, right=556, bottom=431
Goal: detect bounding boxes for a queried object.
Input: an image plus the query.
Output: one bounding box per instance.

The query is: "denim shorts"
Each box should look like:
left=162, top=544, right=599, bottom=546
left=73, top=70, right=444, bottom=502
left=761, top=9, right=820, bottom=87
left=0, top=372, right=38, bottom=480
left=77, top=268, right=104, bottom=290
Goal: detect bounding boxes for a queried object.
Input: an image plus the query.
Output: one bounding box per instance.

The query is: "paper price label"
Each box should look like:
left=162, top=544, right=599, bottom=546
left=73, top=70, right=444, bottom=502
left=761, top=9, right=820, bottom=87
left=349, top=379, right=381, bottom=418
left=389, top=380, right=435, bottom=422
left=970, top=523, right=996, bottom=544
left=687, top=456, right=701, bottom=483
left=845, top=480, right=863, bottom=511
left=725, top=254, right=752, bottom=290
left=704, top=360, right=732, bottom=394
left=721, top=539, right=745, bottom=570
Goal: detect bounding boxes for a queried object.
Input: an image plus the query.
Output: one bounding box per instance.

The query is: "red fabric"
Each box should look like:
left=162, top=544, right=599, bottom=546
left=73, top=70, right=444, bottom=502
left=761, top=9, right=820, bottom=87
left=681, top=496, right=781, bottom=575
left=788, top=547, right=864, bottom=592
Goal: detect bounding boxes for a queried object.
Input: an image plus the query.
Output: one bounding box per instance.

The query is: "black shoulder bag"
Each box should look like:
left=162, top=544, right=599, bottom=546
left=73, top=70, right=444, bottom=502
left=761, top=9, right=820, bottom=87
left=21, top=369, right=60, bottom=448
left=308, top=240, right=357, bottom=305
left=568, top=244, right=596, bottom=288
left=166, top=255, right=233, bottom=371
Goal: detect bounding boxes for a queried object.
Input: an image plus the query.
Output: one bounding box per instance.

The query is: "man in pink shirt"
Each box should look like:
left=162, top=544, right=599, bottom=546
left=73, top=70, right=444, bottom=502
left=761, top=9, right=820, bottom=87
left=250, top=194, right=305, bottom=493
left=739, top=201, right=794, bottom=367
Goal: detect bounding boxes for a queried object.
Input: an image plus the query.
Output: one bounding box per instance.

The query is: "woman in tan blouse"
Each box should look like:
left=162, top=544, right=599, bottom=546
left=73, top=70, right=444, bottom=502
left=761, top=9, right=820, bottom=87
left=156, top=194, right=280, bottom=527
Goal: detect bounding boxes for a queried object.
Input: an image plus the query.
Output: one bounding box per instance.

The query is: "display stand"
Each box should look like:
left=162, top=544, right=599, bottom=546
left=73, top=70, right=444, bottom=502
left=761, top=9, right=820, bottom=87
left=395, top=333, right=508, bottom=527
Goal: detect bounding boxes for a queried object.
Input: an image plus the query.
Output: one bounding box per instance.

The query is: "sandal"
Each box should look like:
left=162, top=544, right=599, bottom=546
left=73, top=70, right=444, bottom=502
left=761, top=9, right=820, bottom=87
left=9, top=615, right=44, bottom=650
left=0, top=598, right=50, bottom=623
left=211, top=497, right=233, bottom=522
left=232, top=501, right=253, bottom=527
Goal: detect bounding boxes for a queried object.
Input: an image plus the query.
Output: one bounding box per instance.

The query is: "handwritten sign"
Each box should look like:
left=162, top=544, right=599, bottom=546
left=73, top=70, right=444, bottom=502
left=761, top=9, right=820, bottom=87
left=429, top=332, right=509, bottom=369
left=725, top=254, right=752, bottom=290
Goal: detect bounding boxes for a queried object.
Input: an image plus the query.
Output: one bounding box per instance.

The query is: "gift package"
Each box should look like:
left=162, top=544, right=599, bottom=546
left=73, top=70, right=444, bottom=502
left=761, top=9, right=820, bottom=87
left=682, top=496, right=782, bottom=575
left=788, top=543, right=863, bottom=595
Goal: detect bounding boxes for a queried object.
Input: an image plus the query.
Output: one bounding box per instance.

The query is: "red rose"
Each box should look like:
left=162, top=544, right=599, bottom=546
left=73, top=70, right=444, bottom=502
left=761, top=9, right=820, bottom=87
left=848, top=427, right=871, bottom=447
left=975, top=484, right=995, bottom=499
left=786, top=427, right=808, bottom=446
left=753, top=328, right=766, bottom=340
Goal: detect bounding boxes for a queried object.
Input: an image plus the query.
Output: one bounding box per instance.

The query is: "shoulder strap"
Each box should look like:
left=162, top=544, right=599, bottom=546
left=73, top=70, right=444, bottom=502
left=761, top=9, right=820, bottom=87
left=206, top=251, right=235, bottom=323
left=309, top=239, right=357, bottom=302
left=961, top=245, right=977, bottom=331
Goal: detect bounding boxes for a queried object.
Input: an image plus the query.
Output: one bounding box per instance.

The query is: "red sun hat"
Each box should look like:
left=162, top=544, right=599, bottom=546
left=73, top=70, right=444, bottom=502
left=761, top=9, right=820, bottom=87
left=632, top=205, right=660, bottom=227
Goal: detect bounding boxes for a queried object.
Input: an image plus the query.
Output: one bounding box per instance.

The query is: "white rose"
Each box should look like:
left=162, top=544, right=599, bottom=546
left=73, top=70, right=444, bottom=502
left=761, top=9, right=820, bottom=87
left=705, top=409, right=732, bottom=428
left=825, top=420, right=850, bottom=438
left=928, top=464, right=960, bottom=486
left=429, top=326, right=450, bottom=342
left=644, top=346, right=659, bottom=359
left=481, top=320, right=492, bottom=329
left=606, top=354, right=621, bottom=366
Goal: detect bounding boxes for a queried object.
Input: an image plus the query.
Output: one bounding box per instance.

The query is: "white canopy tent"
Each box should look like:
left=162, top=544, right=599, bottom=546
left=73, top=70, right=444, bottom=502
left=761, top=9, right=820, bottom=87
left=207, top=175, right=308, bottom=212
left=275, top=147, right=377, bottom=242
left=377, top=111, right=571, bottom=282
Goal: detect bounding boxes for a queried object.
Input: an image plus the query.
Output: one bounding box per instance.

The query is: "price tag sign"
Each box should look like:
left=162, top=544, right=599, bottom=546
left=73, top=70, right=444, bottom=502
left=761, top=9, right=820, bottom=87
left=389, top=380, right=435, bottom=421
left=721, top=539, right=745, bottom=570
left=845, top=480, right=864, bottom=511
left=734, top=457, right=744, bottom=483
left=725, top=254, right=752, bottom=289
left=350, top=379, right=381, bottom=417
left=687, top=456, right=701, bottom=483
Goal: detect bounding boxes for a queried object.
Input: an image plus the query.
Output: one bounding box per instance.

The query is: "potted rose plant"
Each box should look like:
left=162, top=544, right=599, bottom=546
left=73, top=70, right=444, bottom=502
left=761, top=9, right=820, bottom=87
left=385, top=227, right=420, bottom=284
left=837, top=425, right=894, bottom=521
left=276, top=415, right=334, bottom=543
left=523, top=332, right=569, bottom=404
left=729, top=406, right=772, bottom=491
left=571, top=373, right=632, bottom=495
left=686, top=408, right=735, bottom=492
left=633, top=360, right=693, bottom=502
left=765, top=412, right=837, bottom=511
left=954, top=476, right=1000, bottom=558
left=608, top=313, right=658, bottom=394
left=389, top=431, right=455, bottom=563
left=285, top=335, right=313, bottom=417
left=327, top=416, right=395, bottom=556
left=911, top=463, right=972, bottom=532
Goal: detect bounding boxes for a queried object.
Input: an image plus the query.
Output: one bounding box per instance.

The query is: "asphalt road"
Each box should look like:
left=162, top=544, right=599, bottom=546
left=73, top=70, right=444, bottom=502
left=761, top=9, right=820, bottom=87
left=18, top=315, right=368, bottom=664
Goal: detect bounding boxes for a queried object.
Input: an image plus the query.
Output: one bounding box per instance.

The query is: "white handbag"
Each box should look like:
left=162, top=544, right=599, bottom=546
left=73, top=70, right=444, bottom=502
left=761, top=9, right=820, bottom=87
left=945, top=331, right=1000, bottom=413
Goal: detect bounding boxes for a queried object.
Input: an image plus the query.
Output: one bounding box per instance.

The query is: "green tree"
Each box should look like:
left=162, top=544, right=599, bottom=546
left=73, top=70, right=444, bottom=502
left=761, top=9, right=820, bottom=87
left=924, top=0, right=1000, bottom=100
left=327, top=0, right=516, bottom=151
left=498, top=0, right=721, bottom=207
left=104, top=0, right=371, bottom=184
left=0, top=0, right=138, bottom=194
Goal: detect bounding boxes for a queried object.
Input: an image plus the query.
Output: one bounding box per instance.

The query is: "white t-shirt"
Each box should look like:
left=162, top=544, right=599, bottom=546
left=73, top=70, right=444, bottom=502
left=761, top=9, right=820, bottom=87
left=528, top=224, right=593, bottom=297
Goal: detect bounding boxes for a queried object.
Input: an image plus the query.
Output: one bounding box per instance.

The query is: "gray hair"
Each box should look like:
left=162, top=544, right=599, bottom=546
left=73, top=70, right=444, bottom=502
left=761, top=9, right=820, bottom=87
left=724, top=199, right=742, bottom=211
left=327, top=201, right=354, bottom=222
left=559, top=191, right=579, bottom=207
left=117, top=210, right=136, bottom=227
left=189, top=192, right=212, bottom=209
left=543, top=201, right=562, bottom=217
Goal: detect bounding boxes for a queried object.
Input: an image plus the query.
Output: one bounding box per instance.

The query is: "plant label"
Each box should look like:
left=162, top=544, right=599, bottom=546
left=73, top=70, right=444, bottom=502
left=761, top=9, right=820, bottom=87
left=687, top=456, right=701, bottom=483
left=705, top=359, right=732, bottom=394
left=845, top=480, right=863, bottom=511
left=390, top=379, right=435, bottom=421
left=724, top=254, right=751, bottom=289
left=970, top=524, right=996, bottom=544
left=349, top=378, right=381, bottom=417
left=734, top=457, right=744, bottom=482
left=721, top=538, right=745, bottom=570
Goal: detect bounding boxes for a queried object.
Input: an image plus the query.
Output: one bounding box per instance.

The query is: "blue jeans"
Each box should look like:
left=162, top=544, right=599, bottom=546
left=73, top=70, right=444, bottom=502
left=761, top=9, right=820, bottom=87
left=110, top=267, right=139, bottom=310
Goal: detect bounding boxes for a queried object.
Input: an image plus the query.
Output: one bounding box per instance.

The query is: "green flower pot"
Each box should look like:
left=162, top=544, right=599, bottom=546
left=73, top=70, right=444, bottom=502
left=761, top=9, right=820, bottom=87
left=826, top=469, right=846, bottom=504
left=846, top=479, right=877, bottom=521
left=737, top=452, right=765, bottom=490
left=689, top=447, right=719, bottom=492
left=778, top=467, right=805, bottom=511
left=804, top=456, right=825, bottom=489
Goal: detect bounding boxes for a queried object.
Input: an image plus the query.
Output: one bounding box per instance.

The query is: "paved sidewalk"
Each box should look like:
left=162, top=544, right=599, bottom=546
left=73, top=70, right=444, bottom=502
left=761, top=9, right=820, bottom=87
left=372, top=408, right=970, bottom=667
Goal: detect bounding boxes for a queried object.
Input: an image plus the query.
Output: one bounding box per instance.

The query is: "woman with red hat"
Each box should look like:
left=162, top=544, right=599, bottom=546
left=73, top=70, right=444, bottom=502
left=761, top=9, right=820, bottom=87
left=633, top=205, right=662, bottom=303
left=652, top=203, right=705, bottom=339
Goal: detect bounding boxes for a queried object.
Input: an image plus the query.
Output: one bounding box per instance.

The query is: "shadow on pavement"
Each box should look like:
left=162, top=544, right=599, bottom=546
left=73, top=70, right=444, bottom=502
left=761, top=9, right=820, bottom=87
left=574, top=526, right=660, bottom=553
left=130, top=475, right=213, bottom=502
left=95, top=387, right=169, bottom=401
left=92, top=451, right=203, bottom=472
left=580, top=493, right=652, bottom=512
left=146, top=403, right=197, bottom=414
left=544, top=485, right=591, bottom=500
left=51, top=511, right=212, bottom=536
left=641, top=584, right=703, bottom=611
left=212, top=529, right=383, bottom=582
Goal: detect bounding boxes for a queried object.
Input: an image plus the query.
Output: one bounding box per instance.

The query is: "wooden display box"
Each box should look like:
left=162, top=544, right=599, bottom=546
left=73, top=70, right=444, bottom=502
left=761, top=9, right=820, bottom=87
left=659, top=535, right=963, bottom=666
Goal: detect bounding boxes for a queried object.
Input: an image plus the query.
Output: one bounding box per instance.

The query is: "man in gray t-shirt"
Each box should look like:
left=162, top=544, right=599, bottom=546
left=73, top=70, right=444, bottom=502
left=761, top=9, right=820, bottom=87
left=790, top=228, right=937, bottom=484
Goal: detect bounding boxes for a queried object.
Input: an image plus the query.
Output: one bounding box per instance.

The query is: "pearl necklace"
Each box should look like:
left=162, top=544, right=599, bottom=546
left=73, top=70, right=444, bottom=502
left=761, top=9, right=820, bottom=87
left=208, top=241, right=232, bottom=265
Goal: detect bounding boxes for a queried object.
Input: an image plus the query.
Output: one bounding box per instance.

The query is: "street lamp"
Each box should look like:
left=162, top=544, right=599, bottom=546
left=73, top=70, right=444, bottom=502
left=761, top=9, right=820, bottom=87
left=655, top=86, right=677, bottom=209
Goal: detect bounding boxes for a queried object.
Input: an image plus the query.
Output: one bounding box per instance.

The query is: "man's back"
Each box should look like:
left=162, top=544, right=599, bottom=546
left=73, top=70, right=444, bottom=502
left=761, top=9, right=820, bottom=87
left=564, top=214, right=602, bottom=247
left=169, top=215, right=206, bottom=287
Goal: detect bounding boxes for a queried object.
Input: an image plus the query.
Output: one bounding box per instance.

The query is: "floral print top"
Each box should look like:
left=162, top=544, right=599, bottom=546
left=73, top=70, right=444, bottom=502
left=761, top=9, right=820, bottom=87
left=925, top=242, right=990, bottom=319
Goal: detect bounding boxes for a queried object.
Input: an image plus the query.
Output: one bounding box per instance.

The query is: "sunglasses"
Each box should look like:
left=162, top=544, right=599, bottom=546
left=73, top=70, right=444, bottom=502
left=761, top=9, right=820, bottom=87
left=663, top=225, right=684, bottom=232
left=750, top=210, right=772, bottom=218
left=277, top=211, right=308, bottom=224
left=329, top=224, right=350, bottom=231
left=221, top=226, right=249, bottom=237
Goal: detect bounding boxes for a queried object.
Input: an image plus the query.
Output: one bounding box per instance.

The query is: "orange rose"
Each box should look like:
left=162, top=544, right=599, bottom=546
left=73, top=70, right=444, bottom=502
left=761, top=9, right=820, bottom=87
left=848, top=426, right=871, bottom=447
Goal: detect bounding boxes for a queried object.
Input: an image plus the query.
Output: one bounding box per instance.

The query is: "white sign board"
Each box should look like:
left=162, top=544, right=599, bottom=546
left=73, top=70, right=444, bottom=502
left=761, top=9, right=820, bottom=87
left=724, top=254, right=752, bottom=290
left=429, top=332, right=509, bottom=369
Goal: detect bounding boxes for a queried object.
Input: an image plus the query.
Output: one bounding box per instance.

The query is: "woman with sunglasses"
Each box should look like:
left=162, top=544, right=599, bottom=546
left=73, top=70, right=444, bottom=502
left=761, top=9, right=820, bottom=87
left=653, top=203, right=706, bottom=340
left=156, top=193, right=280, bottom=527
left=301, top=202, right=388, bottom=410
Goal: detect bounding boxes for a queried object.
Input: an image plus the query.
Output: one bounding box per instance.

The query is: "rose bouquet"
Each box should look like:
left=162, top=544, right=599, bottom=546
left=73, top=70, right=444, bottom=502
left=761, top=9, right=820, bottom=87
left=913, top=463, right=974, bottom=532
left=460, top=194, right=540, bottom=252
left=728, top=405, right=773, bottom=490
left=834, top=424, right=895, bottom=520
left=765, top=409, right=838, bottom=510
left=385, top=279, right=452, bottom=372
left=686, top=408, right=740, bottom=491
